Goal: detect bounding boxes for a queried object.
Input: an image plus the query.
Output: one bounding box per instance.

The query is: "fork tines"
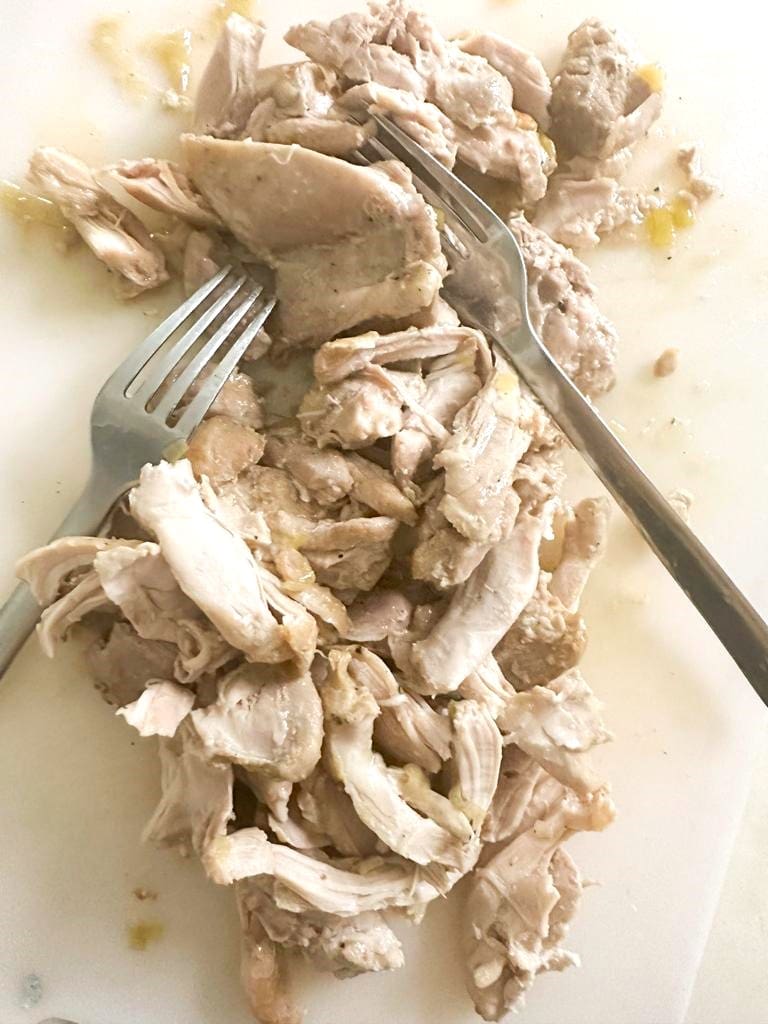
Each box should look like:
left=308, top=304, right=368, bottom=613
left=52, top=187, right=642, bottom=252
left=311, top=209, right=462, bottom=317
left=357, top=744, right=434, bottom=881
left=354, top=113, right=493, bottom=251
left=105, top=268, right=276, bottom=430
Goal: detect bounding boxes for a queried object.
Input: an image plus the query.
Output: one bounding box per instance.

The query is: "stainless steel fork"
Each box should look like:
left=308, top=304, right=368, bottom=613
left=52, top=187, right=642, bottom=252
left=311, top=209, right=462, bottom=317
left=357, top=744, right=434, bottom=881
left=360, top=113, right=768, bottom=707
left=0, top=267, right=276, bottom=677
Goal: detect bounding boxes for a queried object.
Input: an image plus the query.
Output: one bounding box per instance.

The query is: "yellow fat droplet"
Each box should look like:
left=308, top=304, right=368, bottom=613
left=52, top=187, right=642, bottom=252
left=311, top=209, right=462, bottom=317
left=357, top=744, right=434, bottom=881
left=494, top=371, right=519, bottom=395
left=538, top=132, right=556, bottom=163
left=90, top=17, right=148, bottom=99
left=637, top=63, right=665, bottom=93
left=514, top=111, right=538, bottom=132
left=0, top=180, right=73, bottom=239
left=670, top=194, right=695, bottom=229
left=211, top=0, right=258, bottom=28
left=149, top=29, right=193, bottom=94
left=163, top=439, right=189, bottom=463
left=127, top=920, right=164, bottom=951
left=644, top=206, right=675, bottom=249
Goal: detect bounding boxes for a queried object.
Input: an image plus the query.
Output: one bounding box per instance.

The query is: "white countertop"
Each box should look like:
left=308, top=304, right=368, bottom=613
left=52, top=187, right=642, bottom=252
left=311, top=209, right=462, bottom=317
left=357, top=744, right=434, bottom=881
left=0, top=1, right=766, bottom=1022
left=687, top=728, right=768, bottom=1024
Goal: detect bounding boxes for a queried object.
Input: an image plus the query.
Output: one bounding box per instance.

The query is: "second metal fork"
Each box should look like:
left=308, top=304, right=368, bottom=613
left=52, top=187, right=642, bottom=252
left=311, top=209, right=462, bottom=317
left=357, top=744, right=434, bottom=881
left=0, top=268, right=276, bottom=676
left=360, top=113, right=768, bottom=707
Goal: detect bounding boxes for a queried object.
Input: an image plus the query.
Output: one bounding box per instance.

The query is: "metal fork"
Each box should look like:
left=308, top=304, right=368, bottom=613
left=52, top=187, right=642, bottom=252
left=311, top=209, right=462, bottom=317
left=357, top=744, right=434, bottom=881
left=360, top=113, right=768, bottom=707
left=0, top=268, right=276, bottom=677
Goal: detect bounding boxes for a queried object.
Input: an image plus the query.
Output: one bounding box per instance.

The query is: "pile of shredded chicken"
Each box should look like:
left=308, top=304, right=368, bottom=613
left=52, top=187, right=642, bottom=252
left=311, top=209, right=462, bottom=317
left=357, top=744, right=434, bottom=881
left=16, top=3, right=714, bottom=1021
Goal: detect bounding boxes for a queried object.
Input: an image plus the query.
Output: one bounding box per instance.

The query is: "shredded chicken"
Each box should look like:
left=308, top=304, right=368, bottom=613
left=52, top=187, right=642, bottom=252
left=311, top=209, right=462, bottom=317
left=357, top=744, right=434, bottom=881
left=237, top=883, right=303, bottom=1024
left=239, top=882, right=404, bottom=978
left=194, top=13, right=267, bottom=137
left=183, top=136, right=446, bottom=344
left=117, top=680, right=195, bottom=738
left=191, top=662, right=323, bottom=781
left=28, top=146, right=169, bottom=295
left=464, top=800, right=600, bottom=1021
left=435, top=368, right=531, bottom=544
left=106, top=157, right=221, bottom=228
left=508, top=217, right=618, bottom=397
left=549, top=18, right=662, bottom=161
left=15, top=1, right=708, bottom=1017
left=129, top=460, right=316, bottom=666
left=411, top=511, right=548, bottom=692
left=142, top=722, right=234, bottom=857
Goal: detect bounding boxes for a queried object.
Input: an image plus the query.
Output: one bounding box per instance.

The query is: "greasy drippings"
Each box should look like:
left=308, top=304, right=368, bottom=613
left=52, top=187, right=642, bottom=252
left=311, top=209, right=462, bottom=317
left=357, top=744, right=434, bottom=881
left=637, top=63, right=665, bottom=93
left=0, top=180, right=73, bottom=240
left=91, top=6, right=259, bottom=110
left=494, top=371, right=520, bottom=395
left=127, top=920, right=165, bottom=951
left=644, top=194, right=696, bottom=249
left=163, top=439, right=189, bottom=463
left=538, top=132, right=556, bottom=163
left=149, top=29, right=193, bottom=94
left=90, top=17, right=148, bottom=99
left=211, top=0, right=258, bottom=29
left=669, top=194, right=695, bottom=228
left=644, top=206, right=675, bottom=248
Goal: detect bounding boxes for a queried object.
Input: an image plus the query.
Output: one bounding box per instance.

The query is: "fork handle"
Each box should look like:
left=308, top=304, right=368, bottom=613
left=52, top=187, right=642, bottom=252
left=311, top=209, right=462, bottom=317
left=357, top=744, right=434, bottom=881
left=509, top=326, right=768, bottom=709
left=0, top=473, right=118, bottom=680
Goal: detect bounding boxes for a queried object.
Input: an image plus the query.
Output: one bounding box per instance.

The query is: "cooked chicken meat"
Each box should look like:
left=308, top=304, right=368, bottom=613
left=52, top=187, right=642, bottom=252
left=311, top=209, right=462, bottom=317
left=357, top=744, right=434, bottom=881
left=206, top=373, right=265, bottom=428
left=481, top=746, right=564, bottom=845
left=411, top=511, right=548, bottom=692
left=183, top=136, right=446, bottom=344
left=411, top=491, right=494, bottom=590
left=456, top=32, right=552, bottom=129
left=284, top=3, right=430, bottom=98
left=532, top=175, right=658, bottom=249
left=241, top=882, right=404, bottom=978
left=321, top=647, right=473, bottom=868
left=143, top=722, right=234, bottom=857
left=339, top=83, right=457, bottom=166
left=204, top=826, right=447, bottom=912
left=463, top=791, right=614, bottom=1021
left=549, top=18, right=662, bottom=161
left=88, top=623, right=178, bottom=708
left=237, top=886, right=302, bottom=1024
left=287, top=2, right=553, bottom=202
left=550, top=497, right=610, bottom=611
left=28, top=147, right=168, bottom=295
left=496, top=668, right=612, bottom=797
left=459, top=656, right=518, bottom=722
left=129, top=460, right=316, bottom=665
left=494, top=574, right=587, bottom=689
left=17, top=0, right=706, bottom=1017
left=508, top=217, right=618, bottom=397
left=36, top=571, right=110, bottom=657
left=194, top=13, right=266, bottom=137
left=435, top=368, right=531, bottom=545
left=16, top=536, right=136, bottom=606
left=117, top=680, right=195, bottom=738
left=191, top=662, right=323, bottom=780
left=298, top=371, right=407, bottom=449
left=106, top=157, right=222, bottom=228
left=313, top=324, right=484, bottom=384
left=343, top=645, right=451, bottom=772
left=450, top=700, right=503, bottom=828
left=187, top=415, right=265, bottom=487
left=244, top=60, right=374, bottom=157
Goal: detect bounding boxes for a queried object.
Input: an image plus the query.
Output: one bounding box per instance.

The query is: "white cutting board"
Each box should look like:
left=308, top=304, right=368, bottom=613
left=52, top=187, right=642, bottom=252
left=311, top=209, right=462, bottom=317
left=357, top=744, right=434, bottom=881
left=0, top=1, right=766, bottom=1022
